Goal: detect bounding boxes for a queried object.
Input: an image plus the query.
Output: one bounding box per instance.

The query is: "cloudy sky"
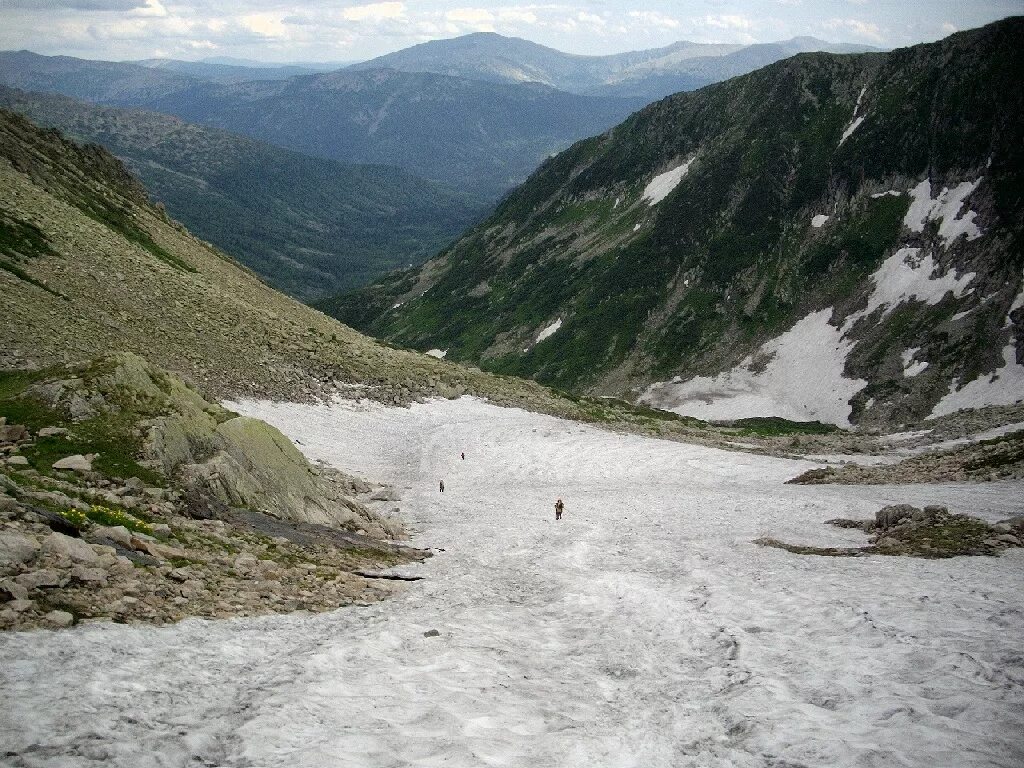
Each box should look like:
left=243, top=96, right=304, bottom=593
left=1, top=0, right=1021, bottom=63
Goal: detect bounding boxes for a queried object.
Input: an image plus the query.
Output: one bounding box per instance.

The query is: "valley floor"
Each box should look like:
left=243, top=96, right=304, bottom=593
left=1, top=398, right=1022, bottom=767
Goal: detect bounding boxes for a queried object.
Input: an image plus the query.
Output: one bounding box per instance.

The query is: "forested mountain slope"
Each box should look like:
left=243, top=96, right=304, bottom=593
left=323, top=19, right=1024, bottom=427
left=0, top=86, right=483, bottom=299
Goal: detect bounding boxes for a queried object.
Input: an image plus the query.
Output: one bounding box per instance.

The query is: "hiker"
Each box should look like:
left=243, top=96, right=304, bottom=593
left=555, top=498, right=564, bottom=520
left=461, top=452, right=465, bottom=460
left=439, top=480, right=445, bottom=493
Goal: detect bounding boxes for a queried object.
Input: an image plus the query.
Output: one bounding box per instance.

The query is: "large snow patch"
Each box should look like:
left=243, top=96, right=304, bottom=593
left=1, top=397, right=1022, bottom=767
left=642, top=309, right=866, bottom=426
left=642, top=156, right=696, bottom=205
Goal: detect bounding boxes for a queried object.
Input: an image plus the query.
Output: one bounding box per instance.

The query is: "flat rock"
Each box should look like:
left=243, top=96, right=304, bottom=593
left=42, top=532, right=100, bottom=564
left=5, top=455, right=29, bottom=466
left=52, top=454, right=93, bottom=472
left=71, top=565, right=108, bottom=585
left=16, top=568, right=63, bottom=590
left=0, top=531, right=41, bottom=565
left=44, top=610, right=74, bottom=627
left=37, top=427, right=69, bottom=437
left=91, top=525, right=133, bottom=548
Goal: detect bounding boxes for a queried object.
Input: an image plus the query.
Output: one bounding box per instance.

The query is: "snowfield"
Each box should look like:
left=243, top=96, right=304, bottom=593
left=2, top=397, right=1022, bottom=768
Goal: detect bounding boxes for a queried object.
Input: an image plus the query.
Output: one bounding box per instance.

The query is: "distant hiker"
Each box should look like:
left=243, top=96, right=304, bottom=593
left=439, top=480, right=445, bottom=493
left=555, top=498, right=564, bottom=521
left=461, top=452, right=465, bottom=460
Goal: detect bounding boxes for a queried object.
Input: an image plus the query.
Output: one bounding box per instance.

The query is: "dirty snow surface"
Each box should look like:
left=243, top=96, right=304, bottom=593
left=2, top=397, right=1023, bottom=768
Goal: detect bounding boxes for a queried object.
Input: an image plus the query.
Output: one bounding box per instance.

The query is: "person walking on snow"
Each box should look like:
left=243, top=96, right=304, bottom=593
left=555, top=498, right=564, bottom=521
left=439, top=480, right=445, bottom=493
left=461, top=452, right=465, bottom=460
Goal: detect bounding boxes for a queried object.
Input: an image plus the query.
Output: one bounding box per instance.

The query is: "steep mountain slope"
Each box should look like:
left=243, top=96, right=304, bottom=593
left=3, top=109, right=850, bottom=456
left=0, top=53, right=643, bottom=199
left=324, top=19, right=1024, bottom=428
left=347, top=32, right=876, bottom=102
left=0, top=107, right=565, bottom=412
left=0, top=86, right=484, bottom=299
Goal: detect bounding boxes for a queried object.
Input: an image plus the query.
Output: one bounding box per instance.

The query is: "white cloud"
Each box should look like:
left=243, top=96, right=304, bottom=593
left=821, top=17, right=884, bottom=42
left=703, top=14, right=757, bottom=31
left=130, top=0, right=166, bottom=18
left=499, top=8, right=538, bottom=25
left=627, top=10, right=680, bottom=30
left=942, top=21, right=958, bottom=33
left=341, top=2, right=406, bottom=23
left=241, top=13, right=286, bottom=38
left=445, top=7, right=504, bottom=33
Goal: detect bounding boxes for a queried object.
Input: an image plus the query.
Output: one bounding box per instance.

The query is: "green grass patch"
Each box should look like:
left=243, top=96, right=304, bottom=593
left=723, top=416, right=840, bottom=436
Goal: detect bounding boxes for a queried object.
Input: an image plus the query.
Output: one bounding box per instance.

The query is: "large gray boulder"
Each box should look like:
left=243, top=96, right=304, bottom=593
left=41, top=532, right=100, bottom=564
left=0, top=532, right=41, bottom=565
left=52, top=454, right=94, bottom=472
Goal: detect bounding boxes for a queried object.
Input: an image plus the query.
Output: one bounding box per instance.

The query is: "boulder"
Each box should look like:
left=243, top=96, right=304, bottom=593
left=37, top=427, right=69, bottom=437
left=90, top=525, right=133, bottom=548
left=16, top=569, right=63, bottom=590
left=7, top=599, right=34, bottom=613
left=43, top=610, right=74, bottom=628
left=0, top=531, right=41, bottom=565
left=52, top=454, right=94, bottom=472
left=0, top=424, right=29, bottom=443
left=5, top=456, right=29, bottom=466
left=875, top=505, right=918, bottom=530
left=70, top=565, right=108, bottom=585
left=42, top=532, right=99, bottom=564
left=0, top=579, right=29, bottom=601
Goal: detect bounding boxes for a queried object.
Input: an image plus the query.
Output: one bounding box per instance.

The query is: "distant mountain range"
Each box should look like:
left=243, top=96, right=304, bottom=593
left=323, top=19, right=1024, bottom=427
left=132, top=59, right=330, bottom=84
left=0, top=50, right=642, bottom=198
left=0, top=85, right=484, bottom=300
left=0, top=32, right=879, bottom=198
left=348, top=32, right=878, bottom=99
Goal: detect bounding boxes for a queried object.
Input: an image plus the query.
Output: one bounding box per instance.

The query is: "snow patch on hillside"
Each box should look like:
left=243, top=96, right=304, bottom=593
left=642, top=156, right=696, bottom=205
left=930, top=341, right=1024, bottom=417
left=811, top=214, right=830, bottom=228
left=838, top=86, right=867, bottom=145
left=843, top=247, right=975, bottom=330
left=425, top=348, right=447, bottom=359
left=839, top=115, right=865, bottom=145
left=904, top=178, right=983, bottom=244
left=930, top=277, right=1024, bottom=417
left=535, top=318, right=562, bottom=343
left=641, top=309, right=866, bottom=426
left=902, top=347, right=929, bottom=378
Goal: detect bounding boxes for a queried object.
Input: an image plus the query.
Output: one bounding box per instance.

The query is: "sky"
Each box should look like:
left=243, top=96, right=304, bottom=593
left=1, top=1, right=1021, bottom=63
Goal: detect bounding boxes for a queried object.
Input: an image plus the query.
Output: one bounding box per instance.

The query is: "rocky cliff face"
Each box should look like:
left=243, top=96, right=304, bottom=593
left=326, top=18, right=1024, bottom=427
